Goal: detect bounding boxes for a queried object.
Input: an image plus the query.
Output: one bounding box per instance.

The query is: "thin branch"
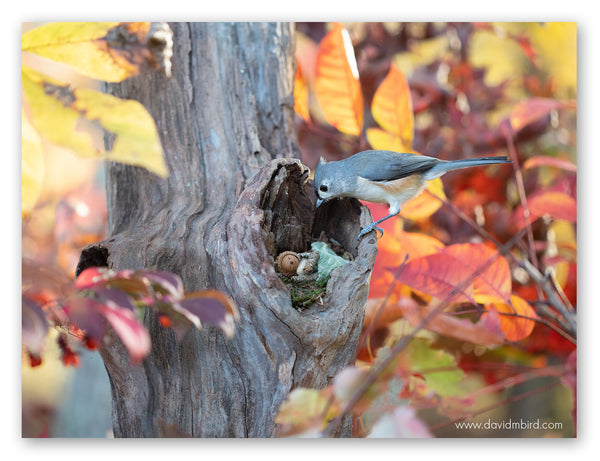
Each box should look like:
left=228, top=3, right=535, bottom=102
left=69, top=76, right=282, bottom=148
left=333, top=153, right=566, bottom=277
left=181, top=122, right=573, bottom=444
left=322, top=240, right=519, bottom=437
left=495, top=310, right=575, bottom=344
left=427, top=189, right=576, bottom=339
left=500, top=121, right=540, bottom=274
left=520, top=259, right=577, bottom=335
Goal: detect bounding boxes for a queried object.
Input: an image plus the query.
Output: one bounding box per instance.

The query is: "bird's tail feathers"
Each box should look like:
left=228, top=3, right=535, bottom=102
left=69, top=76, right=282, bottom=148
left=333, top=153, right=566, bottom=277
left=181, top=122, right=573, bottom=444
left=424, top=156, right=511, bottom=179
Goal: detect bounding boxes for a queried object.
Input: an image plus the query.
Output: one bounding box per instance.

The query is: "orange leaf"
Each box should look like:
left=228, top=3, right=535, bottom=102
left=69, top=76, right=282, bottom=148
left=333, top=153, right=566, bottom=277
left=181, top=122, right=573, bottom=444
left=512, top=190, right=577, bottom=228
left=443, top=243, right=511, bottom=304
left=509, top=97, right=563, bottom=132
left=363, top=297, right=408, bottom=331
left=314, top=23, right=363, bottom=136
left=294, top=62, right=310, bottom=122
left=371, top=64, right=414, bottom=147
left=486, top=295, right=537, bottom=341
left=371, top=227, right=445, bottom=300
left=523, top=155, right=576, bottom=172
left=379, top=229, right=445, bottom=263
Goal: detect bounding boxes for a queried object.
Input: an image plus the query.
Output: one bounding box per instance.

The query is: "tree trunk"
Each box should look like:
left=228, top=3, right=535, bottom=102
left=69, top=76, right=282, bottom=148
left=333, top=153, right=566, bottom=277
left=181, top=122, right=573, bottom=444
left=77, top=22, right=377, bottom=438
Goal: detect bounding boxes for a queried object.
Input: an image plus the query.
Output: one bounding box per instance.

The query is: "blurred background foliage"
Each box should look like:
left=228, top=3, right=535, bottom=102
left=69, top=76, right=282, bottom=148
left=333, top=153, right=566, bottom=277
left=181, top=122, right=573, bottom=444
left=292, top=21, right=576, bottom=437
left=21, top=21, right=576, bottom=437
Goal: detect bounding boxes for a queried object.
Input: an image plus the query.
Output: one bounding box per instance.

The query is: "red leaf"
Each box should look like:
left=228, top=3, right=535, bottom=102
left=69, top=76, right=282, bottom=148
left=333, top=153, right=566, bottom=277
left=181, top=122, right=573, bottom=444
left=523, top=155, right=576, bottom=172
left=74, top=266, right=112, bottom=289
left=395, top=252, right=476, bottom=303
left=63, top=296, right=106, bottom=341
left=315, top=23, right=363, bottom=136
left=177, top=290, right=240, bottom=338
left=99, top=305, right=151, bottom=363
left=509, top=97, right=563, bottom=132
left=138, top=270, right=184, bottom=299
left=399, top=296, right=505, bottom=346
left=512, top=190, right=577, bottom=228
left=442, top=243, right=511, bottom=304
left=75, top=267, right=151, bottom=299
left=22, top=295, right=49, bottom=358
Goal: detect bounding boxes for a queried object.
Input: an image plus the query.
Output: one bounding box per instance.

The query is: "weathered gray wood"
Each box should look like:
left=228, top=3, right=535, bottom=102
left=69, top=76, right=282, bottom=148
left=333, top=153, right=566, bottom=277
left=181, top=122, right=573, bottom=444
left=77, top=22, right=377, bottom=438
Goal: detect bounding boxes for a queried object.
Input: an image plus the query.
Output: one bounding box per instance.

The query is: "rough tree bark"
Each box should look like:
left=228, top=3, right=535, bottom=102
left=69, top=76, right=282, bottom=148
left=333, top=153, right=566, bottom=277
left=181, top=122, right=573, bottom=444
left=77, top=22, right=377, bottom=437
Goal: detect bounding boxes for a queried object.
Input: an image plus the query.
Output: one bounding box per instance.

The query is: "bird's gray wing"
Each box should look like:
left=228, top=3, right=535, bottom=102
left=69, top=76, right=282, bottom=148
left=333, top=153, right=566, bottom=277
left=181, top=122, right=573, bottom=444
left=350, top=150, right=440, bottom=181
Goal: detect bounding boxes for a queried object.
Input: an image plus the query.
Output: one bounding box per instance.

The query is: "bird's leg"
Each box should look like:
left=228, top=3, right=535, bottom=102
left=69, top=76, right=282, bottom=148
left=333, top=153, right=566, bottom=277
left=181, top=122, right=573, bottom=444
left=357, top=212, right=399, bottom=240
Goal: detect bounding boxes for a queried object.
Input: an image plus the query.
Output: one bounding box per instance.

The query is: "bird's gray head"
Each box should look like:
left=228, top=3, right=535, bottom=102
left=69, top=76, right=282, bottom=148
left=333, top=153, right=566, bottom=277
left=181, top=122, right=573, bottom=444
left=313, top=157, right=349, bottom=208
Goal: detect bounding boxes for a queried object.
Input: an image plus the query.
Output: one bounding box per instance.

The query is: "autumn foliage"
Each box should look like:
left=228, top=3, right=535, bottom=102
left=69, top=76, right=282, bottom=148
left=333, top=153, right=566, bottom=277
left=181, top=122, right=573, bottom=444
left=286, top=22, right=576, bottom=437
left=21, top=22, right=576, bottom=438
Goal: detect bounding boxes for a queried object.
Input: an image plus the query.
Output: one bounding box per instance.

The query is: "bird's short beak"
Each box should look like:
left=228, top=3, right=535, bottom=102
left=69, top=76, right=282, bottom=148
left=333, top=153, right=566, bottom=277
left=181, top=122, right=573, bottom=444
left=316, top=198, right=323, bottom=209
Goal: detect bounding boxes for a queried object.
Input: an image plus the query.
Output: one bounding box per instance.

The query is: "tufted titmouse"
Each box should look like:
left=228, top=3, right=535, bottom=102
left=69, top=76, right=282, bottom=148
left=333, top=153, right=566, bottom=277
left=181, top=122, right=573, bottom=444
left=314, top=150, right=511, bottom=240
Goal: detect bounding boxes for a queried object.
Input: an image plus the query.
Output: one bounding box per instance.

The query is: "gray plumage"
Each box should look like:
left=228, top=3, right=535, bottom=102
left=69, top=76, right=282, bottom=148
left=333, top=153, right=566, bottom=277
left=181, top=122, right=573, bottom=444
left=315, top=150, right=510, bottom=185
left=313, top=150, right=512, bottom=240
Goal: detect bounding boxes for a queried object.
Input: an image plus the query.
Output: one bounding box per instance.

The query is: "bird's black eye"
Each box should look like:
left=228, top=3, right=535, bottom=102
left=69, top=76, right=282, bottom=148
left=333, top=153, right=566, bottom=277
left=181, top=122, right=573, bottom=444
left=319, top=185, right=328, bottom=192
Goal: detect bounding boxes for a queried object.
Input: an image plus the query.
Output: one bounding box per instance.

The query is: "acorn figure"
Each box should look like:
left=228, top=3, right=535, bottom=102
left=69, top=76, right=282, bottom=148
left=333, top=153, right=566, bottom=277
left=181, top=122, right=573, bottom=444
left=275, top=250, right=320, bottom=282
left=275, top=251, right=301, bottom=277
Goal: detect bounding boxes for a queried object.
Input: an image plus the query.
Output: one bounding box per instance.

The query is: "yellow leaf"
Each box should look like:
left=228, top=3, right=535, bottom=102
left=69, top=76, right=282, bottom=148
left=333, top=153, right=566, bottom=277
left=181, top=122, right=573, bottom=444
left=371, top=64, right=414, bottom=147
left=21, top=110, right=45, bottom=218
left=22, top=66, right=167, bottom=177
left=547, top=219, right=577, bottom=263
left=22, top=22, right=169, bottom=82
left=315, top=23, right=363, bottom=136
left=401, top=177, right=445, bottom=221
left=529, top=22, right=577, bottom=96
left=23, top=22, right=123, bottom=80
left=73, top=89, right=168, bottom=177
left=392, top=35, right=450, bottom=78
left=365, top=127, right=410, bottom=152
left=274, top=387, right=339, bottom=436
left=468, top=26, right=525, bottom=88
left=22, top=66, right=99, bottom=157
left=546, top=219, right=577, bottom=287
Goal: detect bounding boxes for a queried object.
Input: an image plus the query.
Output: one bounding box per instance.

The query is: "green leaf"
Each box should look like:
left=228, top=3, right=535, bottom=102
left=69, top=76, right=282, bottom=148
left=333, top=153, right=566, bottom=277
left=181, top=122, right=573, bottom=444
left=402, top=338, right=466, bottom=397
